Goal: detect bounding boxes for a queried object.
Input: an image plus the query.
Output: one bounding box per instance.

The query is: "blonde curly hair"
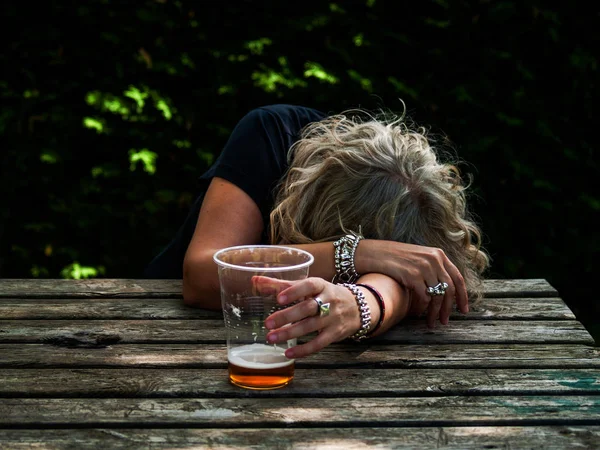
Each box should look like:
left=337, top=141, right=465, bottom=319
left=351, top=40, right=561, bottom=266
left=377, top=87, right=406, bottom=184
left=269, top=108, right=490, bottom=298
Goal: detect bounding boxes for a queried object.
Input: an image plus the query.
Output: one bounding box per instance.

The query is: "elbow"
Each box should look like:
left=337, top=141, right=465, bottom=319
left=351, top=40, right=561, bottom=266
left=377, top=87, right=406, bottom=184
left=182, top=258, right=221, bottom=310
left=182, top=285, right=202, bottom=308
left=182, top=266, right=204, bottom=308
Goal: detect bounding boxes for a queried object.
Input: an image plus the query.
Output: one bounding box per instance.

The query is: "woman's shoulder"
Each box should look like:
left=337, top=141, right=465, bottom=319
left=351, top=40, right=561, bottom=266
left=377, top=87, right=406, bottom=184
left=249, top=104, right=327, bottom=123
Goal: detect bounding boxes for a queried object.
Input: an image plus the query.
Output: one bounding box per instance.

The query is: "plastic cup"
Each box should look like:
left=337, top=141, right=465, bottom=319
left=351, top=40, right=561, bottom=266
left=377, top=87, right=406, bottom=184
left=213, top=245, right=314, bottom=390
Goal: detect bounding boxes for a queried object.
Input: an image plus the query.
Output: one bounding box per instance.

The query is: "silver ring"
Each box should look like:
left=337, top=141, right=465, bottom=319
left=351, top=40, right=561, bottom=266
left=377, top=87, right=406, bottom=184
left=313, top=297, right=330, bottom=318
left=426, top=282, right=449, bottom=296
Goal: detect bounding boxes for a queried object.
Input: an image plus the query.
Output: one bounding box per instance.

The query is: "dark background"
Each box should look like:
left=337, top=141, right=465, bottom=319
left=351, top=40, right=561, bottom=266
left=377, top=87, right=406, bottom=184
left=1, top=0, right=598, bottom=342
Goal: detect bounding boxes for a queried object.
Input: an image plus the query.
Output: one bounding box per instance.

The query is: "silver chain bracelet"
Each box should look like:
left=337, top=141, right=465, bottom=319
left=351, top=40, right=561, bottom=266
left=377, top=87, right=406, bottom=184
left=332, top=230, right=363, bottom=283
left=340, top=282, right=371, bottom=341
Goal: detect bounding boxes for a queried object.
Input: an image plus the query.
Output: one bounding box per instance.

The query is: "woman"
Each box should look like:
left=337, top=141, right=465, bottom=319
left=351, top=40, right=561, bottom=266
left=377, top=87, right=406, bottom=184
left=145, top=103, right=489, bottom=359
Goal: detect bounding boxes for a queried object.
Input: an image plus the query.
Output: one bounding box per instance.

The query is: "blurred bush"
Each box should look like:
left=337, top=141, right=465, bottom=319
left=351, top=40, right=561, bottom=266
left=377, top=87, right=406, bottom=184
left=1, top=0, right=597, bottom=337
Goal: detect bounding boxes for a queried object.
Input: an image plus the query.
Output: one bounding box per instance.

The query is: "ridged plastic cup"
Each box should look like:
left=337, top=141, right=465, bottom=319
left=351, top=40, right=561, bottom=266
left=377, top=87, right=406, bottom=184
left=213, top=245, right=314, bottom=389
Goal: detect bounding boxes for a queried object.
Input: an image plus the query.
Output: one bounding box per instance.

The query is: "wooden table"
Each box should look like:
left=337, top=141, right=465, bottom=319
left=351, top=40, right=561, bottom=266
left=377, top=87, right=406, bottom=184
left=0, top=278, right=598, bottom=449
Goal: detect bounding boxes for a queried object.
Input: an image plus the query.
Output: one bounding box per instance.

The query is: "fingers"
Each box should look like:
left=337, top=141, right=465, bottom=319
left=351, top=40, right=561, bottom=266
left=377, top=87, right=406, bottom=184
left=262, top=276, right=328, bottom=339
left=266, top=313, right=320, bottom=346
left=426, top=294, right=443, bottom=328
left=265, top=295, right=339, bottom=359
left=444, top=261, right=469, bottom=314
left=274, top=277, right=327, bottom=306
left=411, top=287, right=432, bottom=316
left=252, top=275, right=294, bottom=296
left=422, top=249, right=468, bottom=326
left=263, top=281, right=361, bottom=359
left=265, top=297, right=319, bottom=330
left=438, top=278, right=456, bottom=325
left=424, top=263, right=452, bottom=328
left=284, top=328, right=338, bottom=359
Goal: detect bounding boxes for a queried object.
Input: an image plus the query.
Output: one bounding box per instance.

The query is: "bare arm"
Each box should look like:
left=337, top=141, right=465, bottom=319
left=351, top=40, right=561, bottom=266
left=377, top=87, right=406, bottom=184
left=182, top=177, right=263, bottom=309
left=184, top=177, right=467, bottom=326
left=354, top=272, right=412, bottom=338
left=182, top=177, right=341, bottom=309
left=256, top=272, right=411, bottom=359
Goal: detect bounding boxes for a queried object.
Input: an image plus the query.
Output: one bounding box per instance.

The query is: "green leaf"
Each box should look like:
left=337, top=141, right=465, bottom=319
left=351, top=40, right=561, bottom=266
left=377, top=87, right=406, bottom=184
left=155, top=99, right=172, bottom=120
left=252, top=59, right=307, bottom=94
left=245, top=38, right=272, bottom=55
left=60, top=262, right=105, bottom=279
left=91, top=164, right=121, bottom=178
left=304, top=62, right=339, bottom=84
left=40, top=150, right=59, bottom=164
left=31, top=265, right=49, bottom=278
left=352, top=33, right=364, bottom=47
left=124, top=85, right=149, bottom=112
left=348, top=69, right=373, bottom=93
left=83, top=117, right=104, bottom=133
left=129, top=148, right=158, bottom=174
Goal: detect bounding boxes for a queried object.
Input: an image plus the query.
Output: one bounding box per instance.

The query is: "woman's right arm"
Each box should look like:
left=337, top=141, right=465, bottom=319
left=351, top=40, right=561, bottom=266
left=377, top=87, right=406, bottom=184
left=182, top=176, right=346, bottom=309
left=182, top=177, right=263, bottom=309
left=184, top=177, right=467, bottom=325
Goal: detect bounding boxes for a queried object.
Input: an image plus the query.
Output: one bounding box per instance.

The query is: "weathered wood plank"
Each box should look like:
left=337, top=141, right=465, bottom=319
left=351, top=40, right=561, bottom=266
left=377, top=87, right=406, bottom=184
left=0, top=427, right=599, bottom=449
left=1, top=344, right=599, bottom=369
left=481, top=279, right=558, bottom=297
left=377, top=320, right=594, bottom=345
left=466, top=297, right=575, bottom=320
left=0, top=297, right=575, bottom=320
left=0, top=320, right=593, bottom=345
left=0, top=279, right=184, bottom=299
left=1, top=368, right=598, bottom=397
left=1, top=397, right=598, bottom=426
left=0, top=278, right=558, bottom=298
left=0, top=298, right=221, bottom=320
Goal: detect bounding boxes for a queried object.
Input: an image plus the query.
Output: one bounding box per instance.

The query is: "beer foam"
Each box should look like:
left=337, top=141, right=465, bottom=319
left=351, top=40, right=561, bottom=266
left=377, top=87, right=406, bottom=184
left=228, top=344, right=294, bottom=369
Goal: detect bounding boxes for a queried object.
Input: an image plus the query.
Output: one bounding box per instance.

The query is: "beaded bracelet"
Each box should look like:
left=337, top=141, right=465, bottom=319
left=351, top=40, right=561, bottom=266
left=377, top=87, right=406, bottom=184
left=356, top=283, right=386, bottom=337
left=340, top=282, right=371, bottom=341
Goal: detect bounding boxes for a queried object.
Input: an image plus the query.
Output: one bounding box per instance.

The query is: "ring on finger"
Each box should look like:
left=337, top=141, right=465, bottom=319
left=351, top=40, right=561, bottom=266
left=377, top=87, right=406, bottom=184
left=313, top=297, right=331, bottom=318
left=426, top=282, right=449, bottom=296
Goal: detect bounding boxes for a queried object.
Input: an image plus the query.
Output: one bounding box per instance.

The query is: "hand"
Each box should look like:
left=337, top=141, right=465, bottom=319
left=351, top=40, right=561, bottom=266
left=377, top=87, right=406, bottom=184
left=253, top=276, right=363, bottom=359
left=362, top=240, right=468, bottom=328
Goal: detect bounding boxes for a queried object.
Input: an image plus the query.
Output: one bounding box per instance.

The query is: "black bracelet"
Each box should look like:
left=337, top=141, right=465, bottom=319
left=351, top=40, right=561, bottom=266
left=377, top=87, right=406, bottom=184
left=356, top=283, right=386, bottom=337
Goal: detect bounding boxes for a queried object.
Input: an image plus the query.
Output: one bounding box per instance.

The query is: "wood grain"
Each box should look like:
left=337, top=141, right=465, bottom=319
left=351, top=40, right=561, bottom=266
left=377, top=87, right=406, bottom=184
left=0, top=427, right=598, bottom=449
left=0, top=319, right=593, bottom=345
left=2, top=277, right=597, bottom=447
left=1, top=397, right=598, bottom=426
left=1, top=368, right=598, bottom=397
left=0, top=297, right=575, bottom=320
left=2, top=344, right=599, bottom=369
left=0, top=278, right=558, bottom=298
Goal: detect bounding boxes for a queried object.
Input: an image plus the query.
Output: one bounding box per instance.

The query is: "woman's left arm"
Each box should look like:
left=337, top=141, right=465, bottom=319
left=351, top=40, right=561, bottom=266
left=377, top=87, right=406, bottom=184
left=255, top=273, right=411, bottom=359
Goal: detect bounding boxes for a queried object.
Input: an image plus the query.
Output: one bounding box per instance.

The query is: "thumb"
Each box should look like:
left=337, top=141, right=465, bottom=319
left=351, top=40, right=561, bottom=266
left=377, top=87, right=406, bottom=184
left=251, top=276, right=294, bottom=296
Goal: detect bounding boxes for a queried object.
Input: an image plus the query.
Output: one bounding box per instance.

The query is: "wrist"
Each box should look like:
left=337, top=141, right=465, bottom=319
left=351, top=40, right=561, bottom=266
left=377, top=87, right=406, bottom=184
left=356, top=284, right=385, bottom=336
left=354, top=239, right=379, bottom=275
left=332, top=232, right=363, bottom=283
left=339, top=283, right=372, bottom=341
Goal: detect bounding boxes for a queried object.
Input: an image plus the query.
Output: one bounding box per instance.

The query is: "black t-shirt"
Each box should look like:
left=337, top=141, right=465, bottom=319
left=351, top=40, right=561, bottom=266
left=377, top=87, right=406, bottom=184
left=144, top=104, right=326, bottom=278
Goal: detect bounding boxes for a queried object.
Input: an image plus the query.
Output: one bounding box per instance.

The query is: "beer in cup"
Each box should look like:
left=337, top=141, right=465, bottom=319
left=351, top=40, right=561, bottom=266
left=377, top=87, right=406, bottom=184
left=213, top=245, right=313, bottom=389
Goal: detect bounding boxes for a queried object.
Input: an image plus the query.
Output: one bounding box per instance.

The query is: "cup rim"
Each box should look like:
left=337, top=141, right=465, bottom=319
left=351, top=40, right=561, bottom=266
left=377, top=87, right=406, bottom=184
left=213, top=245, right=314, bottom=272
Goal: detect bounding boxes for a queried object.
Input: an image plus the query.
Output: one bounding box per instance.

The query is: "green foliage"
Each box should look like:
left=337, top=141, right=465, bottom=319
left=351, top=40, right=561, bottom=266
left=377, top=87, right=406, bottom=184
left=83, top=117, right=104, bottom=133
left=60, top=263, right=106, bottom=280
left=304, top=62, right=339, bottom=84
left=129, top=149, right=158, bottom=174
left=0, top=0, right=598, bottom=335
left=252, top=57, right=308, bottom=94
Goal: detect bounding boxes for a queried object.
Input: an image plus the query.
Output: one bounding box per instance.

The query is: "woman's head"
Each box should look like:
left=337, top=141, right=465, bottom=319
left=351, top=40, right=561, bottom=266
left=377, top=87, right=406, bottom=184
left=269, top=108, right=490, bottom=297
